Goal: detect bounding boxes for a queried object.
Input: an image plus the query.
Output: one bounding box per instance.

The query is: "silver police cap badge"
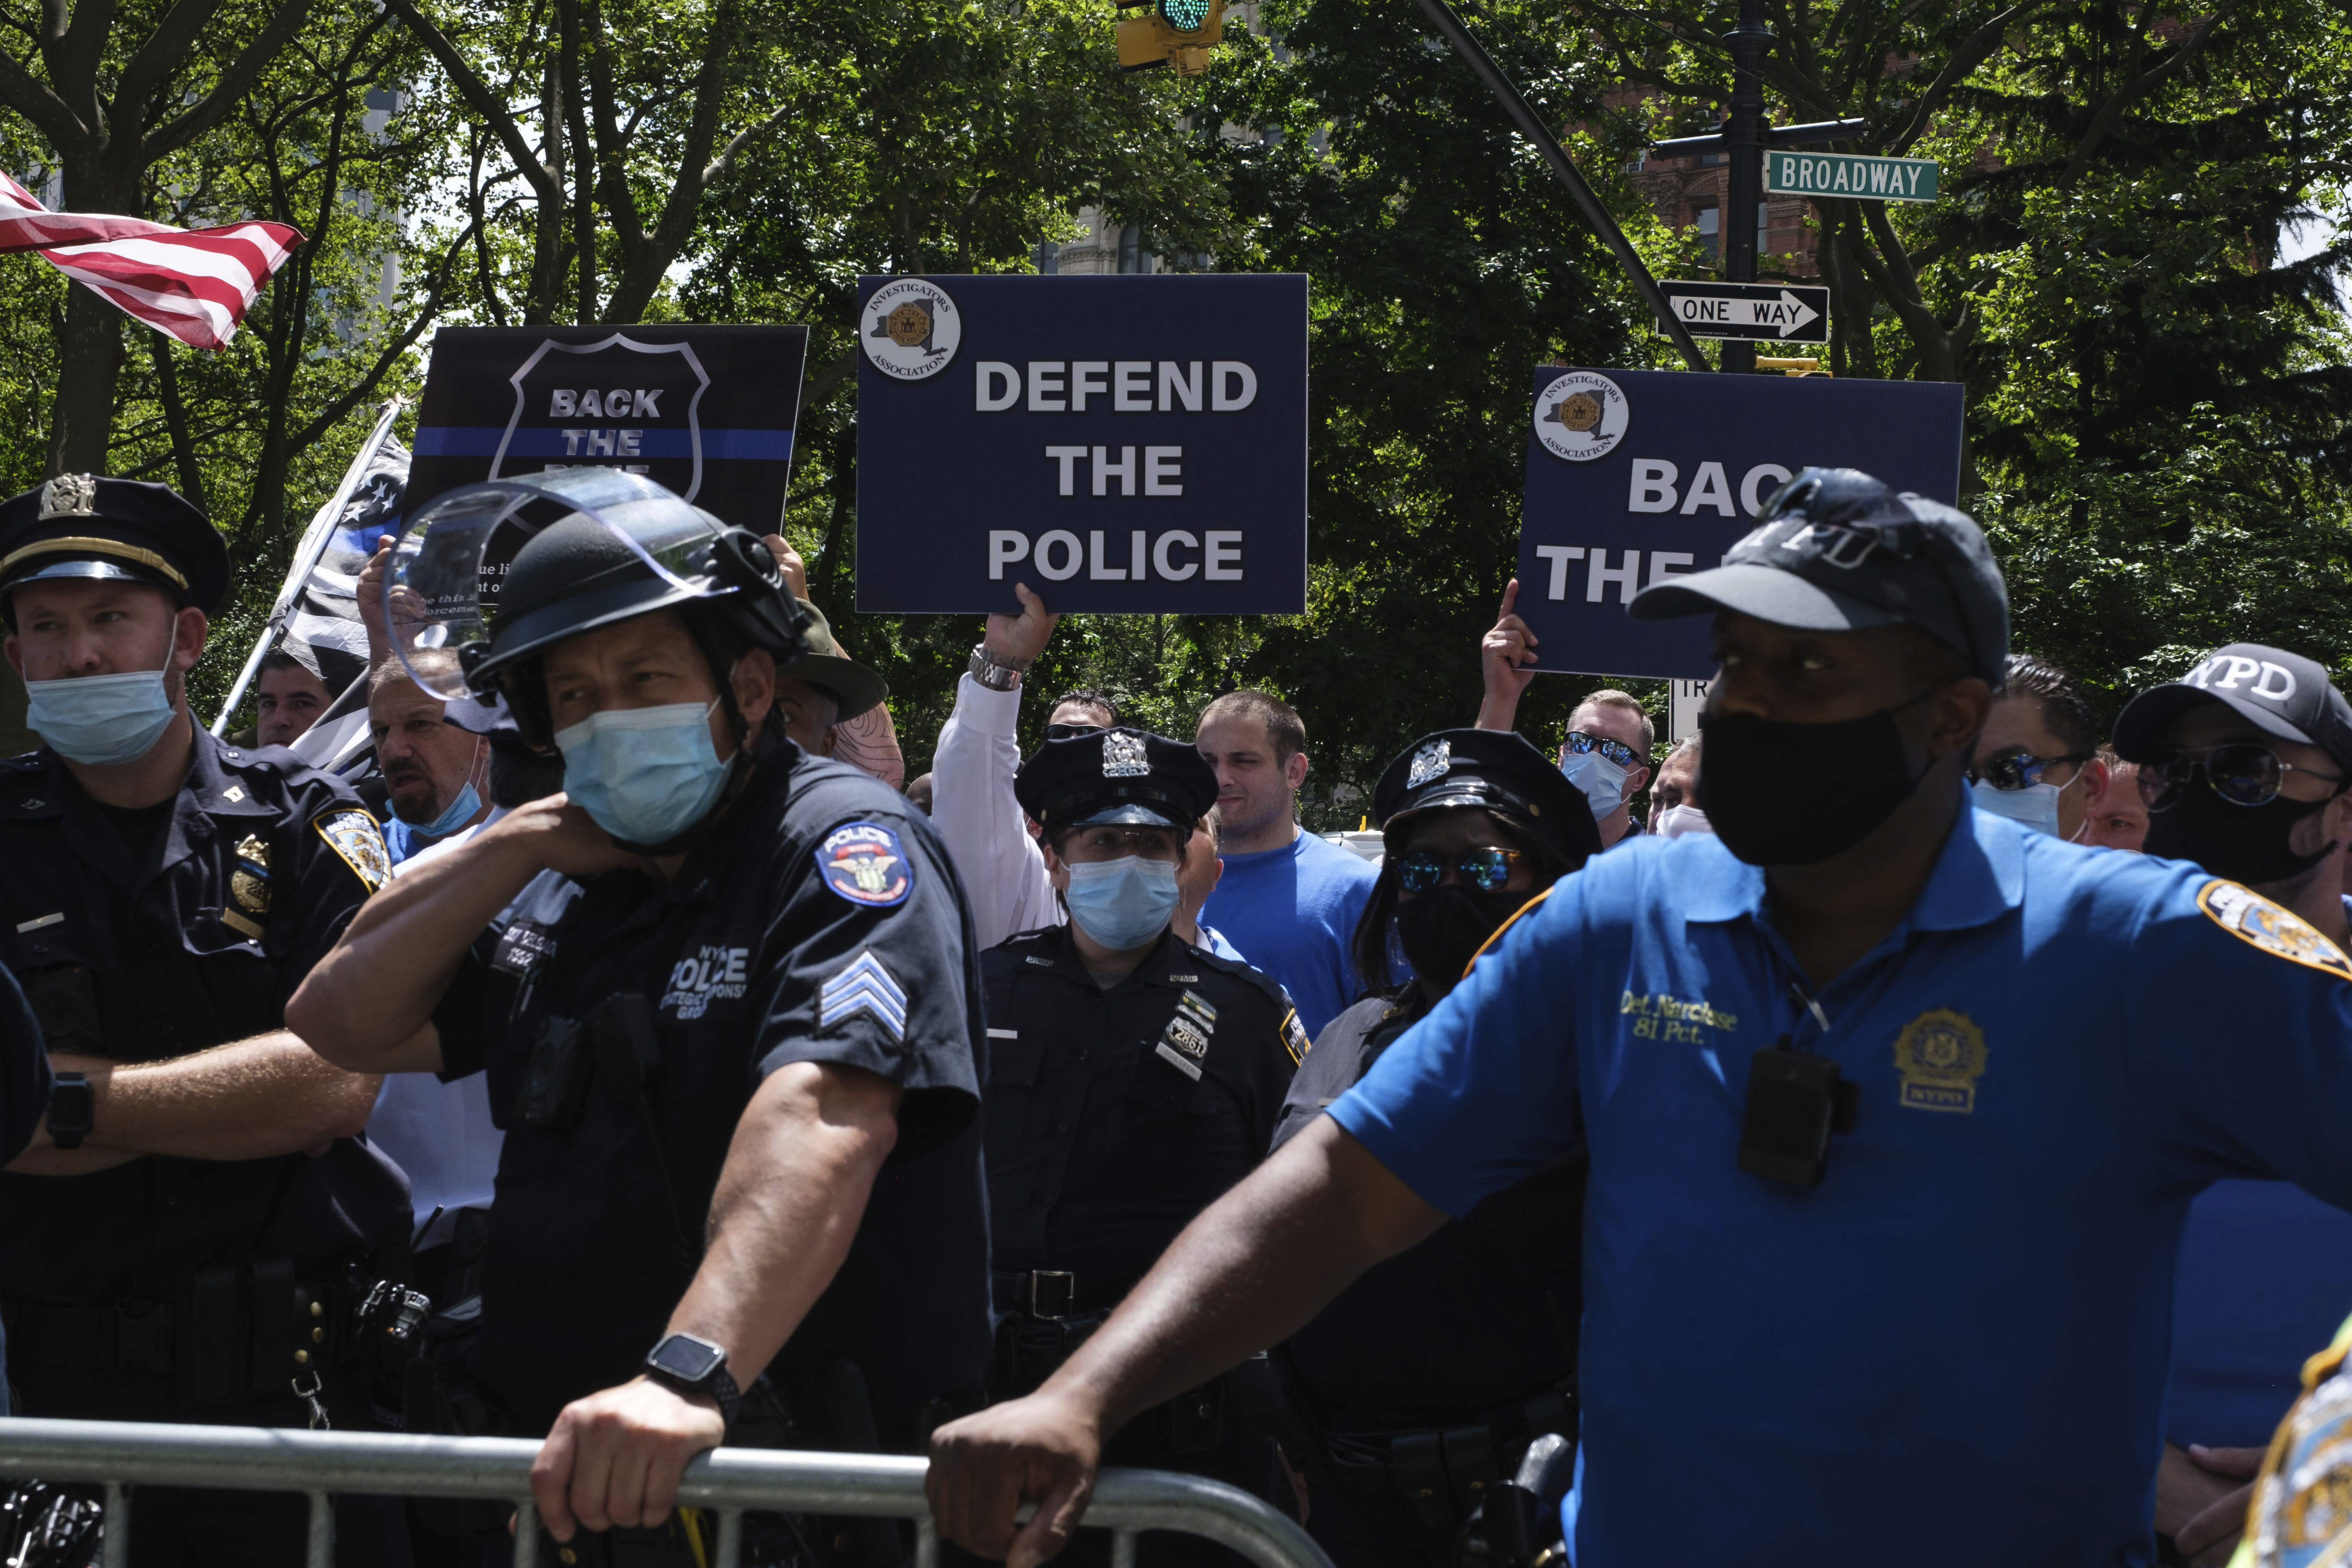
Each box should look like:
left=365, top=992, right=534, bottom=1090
left=1406, top=739, right=1452, bottom=789
left=1102, top=732, right=1150, bottom=778
left=38, top=473, right=98, bottom=521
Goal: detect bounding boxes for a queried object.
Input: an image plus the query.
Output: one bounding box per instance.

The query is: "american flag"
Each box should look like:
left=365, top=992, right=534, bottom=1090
left=1, top=171, right=303, bottom=351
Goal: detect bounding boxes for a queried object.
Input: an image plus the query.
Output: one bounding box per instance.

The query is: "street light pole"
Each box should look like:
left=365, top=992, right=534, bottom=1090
left=1720, top=0, right=1768, bottom=373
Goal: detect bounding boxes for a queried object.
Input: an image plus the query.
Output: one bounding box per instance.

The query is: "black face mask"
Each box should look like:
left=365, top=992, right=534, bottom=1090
left=1700, top=702, right=1928, bottom=866
left=1393, top=883, right=1528, bottom=995
left=2144, top=786, right=2337, bottom=890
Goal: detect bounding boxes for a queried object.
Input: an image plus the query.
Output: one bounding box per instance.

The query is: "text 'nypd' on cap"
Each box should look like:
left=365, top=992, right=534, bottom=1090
left=1628, top=467, right=2009, bottom=683
left=2113, top=643, right=2352, bottom=775
left=0, top=475, right=228, bottom=615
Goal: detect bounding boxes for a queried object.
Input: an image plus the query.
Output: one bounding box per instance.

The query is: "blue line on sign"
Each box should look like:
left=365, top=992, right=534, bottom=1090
left=413, top=426, right=796, bottom=460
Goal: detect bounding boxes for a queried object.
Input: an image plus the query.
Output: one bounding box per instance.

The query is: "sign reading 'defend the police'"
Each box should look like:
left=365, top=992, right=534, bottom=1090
left=1519, top=366, right=1964, bottom=680
left=853, top=273, right=1307, bottom=614
left=406, top=324, right=809, bottom=523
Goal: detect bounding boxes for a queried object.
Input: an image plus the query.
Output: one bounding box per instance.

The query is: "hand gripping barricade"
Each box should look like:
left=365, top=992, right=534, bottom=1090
left=0, top=1421, right=1335, bottom=1568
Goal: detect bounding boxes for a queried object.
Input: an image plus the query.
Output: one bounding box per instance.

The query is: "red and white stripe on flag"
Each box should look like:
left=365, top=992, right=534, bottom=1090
left=2, top=172, right=303, bottom=351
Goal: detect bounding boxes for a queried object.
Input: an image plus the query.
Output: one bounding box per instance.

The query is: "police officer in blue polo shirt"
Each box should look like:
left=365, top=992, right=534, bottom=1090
left=924, top=468, right=2352, bottom=1568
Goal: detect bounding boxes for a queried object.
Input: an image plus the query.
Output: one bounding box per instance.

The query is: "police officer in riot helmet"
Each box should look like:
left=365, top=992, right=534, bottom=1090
left=290, top=470, right=992, bottom=1566
left=0, top=475, right=410, bottom=1565
left=1268, top=729, right=1597, bottom=1568
left=983, top=727, right=1306, bottom=1565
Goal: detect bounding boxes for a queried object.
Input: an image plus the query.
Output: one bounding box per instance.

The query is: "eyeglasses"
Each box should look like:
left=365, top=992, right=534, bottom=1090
left=1044, top=722, right=1108, bottom=742
left=1060, top=825, right=1184, bottom=860
left=1394, top=847, right=1524, bottom=894
left=2139, top=744, right=2347, bottom=812
left=1561, top=731, right=1639, bottom=770
left=1969, top=748, right=2090, bottom=792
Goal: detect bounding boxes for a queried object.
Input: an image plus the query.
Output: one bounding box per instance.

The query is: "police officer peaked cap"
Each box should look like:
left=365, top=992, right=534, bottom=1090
left=1376, top=728, right=1600, bottom=868
left=1017, top=727, right=1218, bottom=836
left=1629, top=467, right=2009, bottom=684
left=0, top=474, right=229, bottom=618
left=2113, top=643, right=2352, bottom=776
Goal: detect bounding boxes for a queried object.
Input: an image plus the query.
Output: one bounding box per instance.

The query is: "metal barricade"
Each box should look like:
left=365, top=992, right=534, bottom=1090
left=0, top=1418, right=1332, bottom=1568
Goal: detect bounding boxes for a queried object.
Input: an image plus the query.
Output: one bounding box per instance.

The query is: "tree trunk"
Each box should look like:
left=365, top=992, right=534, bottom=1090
left=46, top=282, right=125, bottom=476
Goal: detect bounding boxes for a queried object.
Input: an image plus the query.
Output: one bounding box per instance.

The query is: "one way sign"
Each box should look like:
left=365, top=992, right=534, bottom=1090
left=1657, top=280, right=1830, bottom=345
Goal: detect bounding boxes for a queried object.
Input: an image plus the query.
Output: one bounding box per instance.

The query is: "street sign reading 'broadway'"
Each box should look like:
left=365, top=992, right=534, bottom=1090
left=1657, top=280, right=1829, bottom=344
left=1765, top=151, right=1938, bottom=202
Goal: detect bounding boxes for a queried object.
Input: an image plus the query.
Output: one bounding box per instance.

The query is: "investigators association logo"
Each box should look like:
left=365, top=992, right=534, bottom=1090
left=859, top=279, right=962, bottom=383
left=1531, top=370, right=1629, bottom=463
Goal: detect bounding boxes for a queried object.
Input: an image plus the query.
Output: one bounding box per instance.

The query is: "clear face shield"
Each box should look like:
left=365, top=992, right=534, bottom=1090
left=387, top=468, right=744, bottom=703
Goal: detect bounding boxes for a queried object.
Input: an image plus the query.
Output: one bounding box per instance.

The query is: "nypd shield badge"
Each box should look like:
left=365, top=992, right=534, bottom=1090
left=493, top=334, right=715, bottom=500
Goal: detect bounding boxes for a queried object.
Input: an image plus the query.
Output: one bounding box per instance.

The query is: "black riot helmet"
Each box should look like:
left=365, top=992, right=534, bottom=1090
left=386, top=469, right=810, bottom=749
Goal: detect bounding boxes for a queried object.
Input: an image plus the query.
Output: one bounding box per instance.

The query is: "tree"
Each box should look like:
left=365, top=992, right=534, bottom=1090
left=0, top=0, right=323, bottom=469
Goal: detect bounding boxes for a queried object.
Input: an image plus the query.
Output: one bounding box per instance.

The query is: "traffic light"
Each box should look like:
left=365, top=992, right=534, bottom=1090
left=1114, top=0, right=1225, bottom=76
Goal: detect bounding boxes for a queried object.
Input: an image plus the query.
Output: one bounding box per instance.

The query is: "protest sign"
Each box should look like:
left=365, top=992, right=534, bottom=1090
left=853, top=273, right=1308, bottom=614
left=1518, top=367, right=1964, bottom=680
left=406, top=324, right=809, bottom=524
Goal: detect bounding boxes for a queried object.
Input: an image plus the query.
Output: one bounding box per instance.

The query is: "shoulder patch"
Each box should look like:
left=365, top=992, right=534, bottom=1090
left=314, top=809, right=389, bottom=893
left=2198, top=879, right=2352, bottom=981
left=816, top=821, right=913, bottom=907
left=1279, top=1006, right=1310, bottom=1066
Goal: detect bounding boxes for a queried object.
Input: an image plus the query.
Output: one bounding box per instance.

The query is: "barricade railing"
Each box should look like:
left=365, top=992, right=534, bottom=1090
left=0, top=1418, right=1333, bottom=1568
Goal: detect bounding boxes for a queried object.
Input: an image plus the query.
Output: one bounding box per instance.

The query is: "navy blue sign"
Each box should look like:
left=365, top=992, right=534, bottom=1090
left=407, top=324, right=808, bottom=522
left=1518, top=366, right=1964, bottom=679
left=854, top=274, right=1307, bottom=614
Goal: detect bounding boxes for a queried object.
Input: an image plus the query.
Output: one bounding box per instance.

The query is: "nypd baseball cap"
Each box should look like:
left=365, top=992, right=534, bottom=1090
left=2112, top=644, right=2352, bottom=775
left=1629, top=467, right=2010, bottom=684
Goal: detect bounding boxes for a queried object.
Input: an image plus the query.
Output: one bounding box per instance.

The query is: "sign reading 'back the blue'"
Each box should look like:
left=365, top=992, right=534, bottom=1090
left=1517, top=366, right=1964, bottom=680
left=853, top=273, right=1308, bottom=615
left=406, top=324, right=809, bottom=524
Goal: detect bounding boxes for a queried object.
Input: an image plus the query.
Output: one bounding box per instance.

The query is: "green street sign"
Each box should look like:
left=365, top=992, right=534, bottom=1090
left=1765, top=151, right=1938, bottom=202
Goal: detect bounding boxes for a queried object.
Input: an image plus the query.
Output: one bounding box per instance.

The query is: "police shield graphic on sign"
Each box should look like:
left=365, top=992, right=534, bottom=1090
left=861, top=279, right=962, bottom=383
left=495, top=334, right=715, bottom=500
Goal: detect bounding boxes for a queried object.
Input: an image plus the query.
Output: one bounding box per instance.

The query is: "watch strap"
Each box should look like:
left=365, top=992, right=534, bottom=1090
left=969, top=644, right=1026, bottom=692
left=46, top=1072, right=91, bottom=1152
left=644, top=1335, right=743, bottom=1426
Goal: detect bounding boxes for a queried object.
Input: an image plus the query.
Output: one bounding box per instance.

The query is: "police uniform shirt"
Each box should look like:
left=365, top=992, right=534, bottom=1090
left=0, top=729, right=409, bottom=1393
left=1325, top=808, right=2352, bottom=1568
left=982, top=925, right=1304, bottom=1292
left=434, top=732, right=991, bottom=1436
left=1270, top=996, right=1581, bottom=1425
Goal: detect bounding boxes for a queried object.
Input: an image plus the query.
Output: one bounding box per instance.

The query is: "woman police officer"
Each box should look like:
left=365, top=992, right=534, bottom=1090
left=1268, top=727, right=1600, bottom=1568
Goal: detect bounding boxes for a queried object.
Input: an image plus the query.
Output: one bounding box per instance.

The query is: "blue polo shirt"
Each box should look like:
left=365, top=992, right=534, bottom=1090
left=1329, top=805, right=2352, bottom=1568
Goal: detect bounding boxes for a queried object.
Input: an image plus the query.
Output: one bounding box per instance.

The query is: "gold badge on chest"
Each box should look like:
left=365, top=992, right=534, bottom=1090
left=1893, top=1008, right=1986, bottom=1113
left=224, top=833, right=271, bottom=939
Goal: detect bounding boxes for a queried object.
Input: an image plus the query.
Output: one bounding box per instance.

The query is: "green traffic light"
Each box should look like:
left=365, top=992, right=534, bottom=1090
left=1157, top=0, right=1212, bottom=31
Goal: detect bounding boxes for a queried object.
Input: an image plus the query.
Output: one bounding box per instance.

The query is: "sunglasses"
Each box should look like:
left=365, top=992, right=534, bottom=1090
left=2139, top=744, right=2347, bottom=812
left=1970, top=748, right=2090, bottom=791
left=1394, top=847, right=1524, bottom=894
left=1560, top=731, right=1639, bottom=770
left=1045, top=722, right=1108, bottom=742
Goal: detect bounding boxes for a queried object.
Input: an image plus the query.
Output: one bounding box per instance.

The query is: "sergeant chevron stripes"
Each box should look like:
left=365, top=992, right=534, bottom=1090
left=819, top=950, right=909, bottom=1039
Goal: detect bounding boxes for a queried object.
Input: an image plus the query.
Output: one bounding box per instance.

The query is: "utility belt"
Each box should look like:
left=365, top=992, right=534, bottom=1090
left=1310, top=1379, right=1577, bottom=1531
left=993, top=1269, right=1238, bottom=1461
left=2, top=1256, right=427, bottom=1417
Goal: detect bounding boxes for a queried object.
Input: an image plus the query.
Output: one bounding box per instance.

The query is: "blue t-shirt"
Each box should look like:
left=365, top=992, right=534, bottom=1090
left=1329, top=807, right=2352, bottom=1568
left=2167, top=1179, right=2352, bottom=1447
left=1200, top=829, right=1379, bottom=1039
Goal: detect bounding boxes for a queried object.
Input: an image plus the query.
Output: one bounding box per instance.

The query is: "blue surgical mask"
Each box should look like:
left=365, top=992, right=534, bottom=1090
left=1063, top=855, right=1180, bottom=951
left=555, top=699, right=731, bottom=847
left=1562, top=750, right=1629, bottom=819
left=24, top=642, right=180, bottom=766
left=1970, top=777, right=2063, bottom=838
left=403, top=779, right=483, bottom=839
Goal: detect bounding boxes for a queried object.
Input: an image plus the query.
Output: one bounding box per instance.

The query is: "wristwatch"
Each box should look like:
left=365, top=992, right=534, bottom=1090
left=969, top=644, right=1029, bottom=692
left=643, top=1332, right=741, bottom=1425
left=46, top=1072, right=92, bottom=1152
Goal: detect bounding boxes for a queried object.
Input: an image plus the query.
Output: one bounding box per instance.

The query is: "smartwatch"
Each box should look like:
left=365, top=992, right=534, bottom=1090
left=969, top=644, right=1027, bottom=693
left=46, top=1072, right=92, bottom=1152
left=643, top=1332, right=741, bottom=1426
